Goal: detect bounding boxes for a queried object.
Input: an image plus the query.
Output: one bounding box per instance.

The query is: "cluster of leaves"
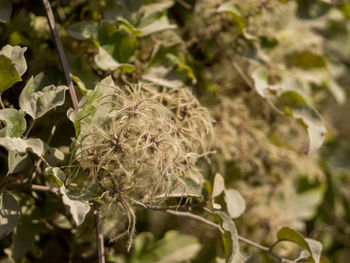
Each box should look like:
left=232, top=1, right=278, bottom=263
left=1, top=0, right=350, bottom=263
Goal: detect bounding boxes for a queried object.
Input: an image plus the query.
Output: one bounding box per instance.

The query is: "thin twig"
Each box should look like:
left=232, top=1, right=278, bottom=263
left=6, top=183, right=60, bottom=195
left=41, top=0, right=79, bottom=111
left=162, top=209, right=294, bottom=263
left=175, top=0, right=192, bottom=9
left=94, top=202, right=106, bottom=263
left=23, top=119, right=35, bottom=139
left=231, top=61, right=254, bottom=89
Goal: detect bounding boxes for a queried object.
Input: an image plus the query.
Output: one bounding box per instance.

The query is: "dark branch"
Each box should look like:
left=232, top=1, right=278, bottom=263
left=41, top=0, right=79, bottom=111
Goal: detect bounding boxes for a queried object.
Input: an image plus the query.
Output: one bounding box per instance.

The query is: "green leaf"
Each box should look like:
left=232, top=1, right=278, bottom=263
left=96, top=24, right=137, bottom=63
left=224, top=189, right=246, bottom=219
left=11, top=215, right=40, bottom=260
left=290, top=104, right=326, bottom=154
left=276, top=227, right=322, bottom=263
left=7, top=151, right=29, bottom=175
left=71, top=74, right=88, bottom=95
left=19, top=76, right=69, bottom=119
left=0, top=137, right=44, bottom=156
left=0, top=45, right=27, bottom=76
left=0, top=193, right=20, bottom=239
left=0, top=109, right=27, bottom=137
left=66, top=21, right=98, bottom=40
left=214, top=211, right=240, bottom=263
left=117, top=18, right=143, bottom=37
left=0, top=55, right=21, bottom=92
left=131, top=231, right=201, bottom=263
left=217, top=2, right=246, bottom=32
left=60, top=186, right=90, bottom=226
left=94, top=45, right=135, bottom=72
left=0, top=0, right=12, bottom=23
left=212, top=173, right=225, bottom=198
left=45, top=167, right=66, bottom=187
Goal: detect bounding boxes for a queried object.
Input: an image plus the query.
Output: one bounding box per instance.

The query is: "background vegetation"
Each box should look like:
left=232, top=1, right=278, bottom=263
left=1, top=0, right=350, bottom=262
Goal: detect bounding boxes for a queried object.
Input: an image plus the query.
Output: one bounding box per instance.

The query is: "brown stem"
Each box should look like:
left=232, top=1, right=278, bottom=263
left=41, top=0, right=79, bottom=111
left=94, top=202, right=105, bottom=263
left=6, top=183, right=59, bottom=195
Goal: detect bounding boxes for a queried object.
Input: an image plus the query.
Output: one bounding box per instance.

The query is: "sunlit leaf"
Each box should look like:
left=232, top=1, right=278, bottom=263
left=290, top=104, right=326, bottom=154
left=224, top=189, right=246, bottom=219
left=0, top=193, right=20, bottom=239
left=0, top=55, right=21, bottom=92
left=0, top=109, right=27, bottom=137
left=277, top=227, right=322, bottom=263
left=0, top=0, right=12, bottom=23
left=140, top=15, right=177, bottom=37
left=0, top=137, right=44, bottom=156
left=214, top=211, right=240, bottom=263
left=60, top=186, right=90, bottom=226
left=19, top=76, right=68, bottom=119
left=212, top=173, right=225, bottom=198
left=0, top=45, right=27, bottom=76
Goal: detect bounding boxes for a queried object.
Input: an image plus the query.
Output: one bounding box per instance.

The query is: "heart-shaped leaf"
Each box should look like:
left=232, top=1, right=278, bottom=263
left=0, top=45, right=27, bottom=76
left=19, top=76, right=68, bottom=119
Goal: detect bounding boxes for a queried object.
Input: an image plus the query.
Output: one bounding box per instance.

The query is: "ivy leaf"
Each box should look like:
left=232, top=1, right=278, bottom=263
left=0, top=55, right=21, bottom=92
left=224, top=189, right=246, bottom=219
left=66, top=21, right=98, bottom=40
left=276, top=227, right=322, bottom=263
left=8, top=151, right=29, bottom=175
left=0, top=137, right=44, bottom=156
left=217, top=2, right=245, bottom=32
left=60, top=186, right=90, bottom=226
left=290, top=104, right=326, bottom=154
left=0, top=109, right=27, bottom=137
left=212, top=173, right=225, bottom=198
left=0, top=192, right=20, bottom=239
left=0, top=0, right=12, bottom=23
left=214, top=211, right=240, bottom=263
left=19, top=76, right=68, bottom=119
left=0, top=45, right=27, bottom=76
left=131, top=231, right=201, bottom=263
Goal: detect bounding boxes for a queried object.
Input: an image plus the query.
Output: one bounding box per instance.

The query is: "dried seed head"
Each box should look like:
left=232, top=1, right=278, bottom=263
left=69, top=81, right=213, bottom=205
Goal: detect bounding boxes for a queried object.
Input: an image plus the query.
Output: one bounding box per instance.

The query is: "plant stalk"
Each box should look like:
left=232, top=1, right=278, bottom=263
left=41, top=0, right=79, bottom=111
